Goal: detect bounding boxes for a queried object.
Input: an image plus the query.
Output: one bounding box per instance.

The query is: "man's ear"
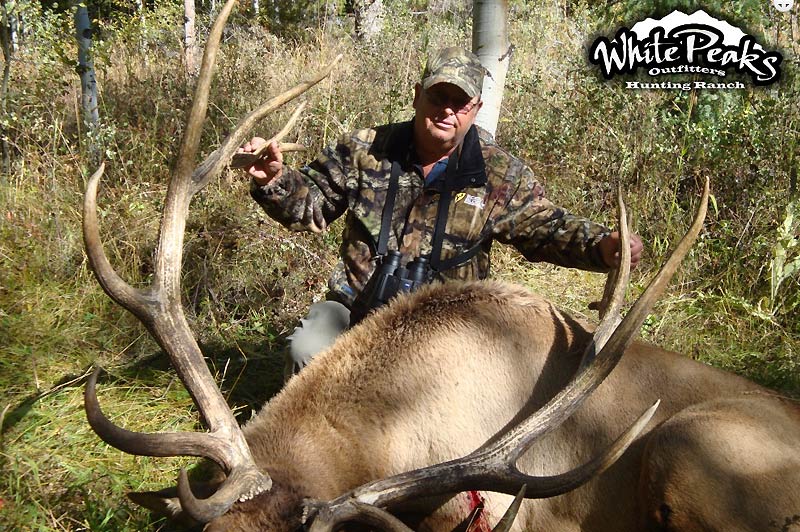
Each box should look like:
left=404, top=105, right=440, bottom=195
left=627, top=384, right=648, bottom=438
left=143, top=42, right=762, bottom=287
left=412, top=83, right=422, bottom=109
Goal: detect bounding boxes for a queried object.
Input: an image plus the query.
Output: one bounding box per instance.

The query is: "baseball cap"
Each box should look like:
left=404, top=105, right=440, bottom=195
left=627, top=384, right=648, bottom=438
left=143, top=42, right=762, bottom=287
left=421, top=47, right=485, bottom=99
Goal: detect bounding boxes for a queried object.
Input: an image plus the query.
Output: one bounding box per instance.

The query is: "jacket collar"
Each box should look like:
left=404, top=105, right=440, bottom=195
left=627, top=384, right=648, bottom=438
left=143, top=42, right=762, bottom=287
left=443, top=123, right=487, bottom=190
left=408, top=120, right=488, bottom=191
left=374, top=120, right=488, bottom=191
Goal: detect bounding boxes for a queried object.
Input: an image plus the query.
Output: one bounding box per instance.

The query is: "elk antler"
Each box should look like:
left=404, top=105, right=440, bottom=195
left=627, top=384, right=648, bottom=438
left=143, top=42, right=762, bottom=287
left=304, top=179, right=710, bottom=532
left=580, top=184, right=631, bottom=370
left=307, top=486, right=528, bottom=532
left=82, top=0, right=341, bottom=523
left=229, top=101, right=308, bottom=169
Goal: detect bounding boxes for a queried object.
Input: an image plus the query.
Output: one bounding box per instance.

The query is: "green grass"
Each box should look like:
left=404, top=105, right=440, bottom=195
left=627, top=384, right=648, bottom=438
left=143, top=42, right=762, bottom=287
left=1, top=0, right=799, bottom=530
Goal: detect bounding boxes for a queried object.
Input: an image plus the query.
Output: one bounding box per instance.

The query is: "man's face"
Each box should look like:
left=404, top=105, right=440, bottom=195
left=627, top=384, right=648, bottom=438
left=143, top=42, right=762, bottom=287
left=413, top=82, right=482, bottom=156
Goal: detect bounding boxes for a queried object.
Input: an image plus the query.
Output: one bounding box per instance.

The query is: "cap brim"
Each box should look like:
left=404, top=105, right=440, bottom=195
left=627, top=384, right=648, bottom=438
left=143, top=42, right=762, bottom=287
left=422, top=75, right=481, bottom=99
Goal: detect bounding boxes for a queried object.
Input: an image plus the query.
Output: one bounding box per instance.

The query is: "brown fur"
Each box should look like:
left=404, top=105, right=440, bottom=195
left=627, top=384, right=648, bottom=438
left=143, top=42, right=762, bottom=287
left=134, top=280, right=800, bottom=531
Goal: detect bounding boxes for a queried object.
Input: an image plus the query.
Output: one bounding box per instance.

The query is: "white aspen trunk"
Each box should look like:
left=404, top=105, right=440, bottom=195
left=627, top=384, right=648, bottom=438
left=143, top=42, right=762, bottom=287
left=8, top=4, right=17, bottom=52
left=253, top=0, right=259, bottom=16
left=472, top=0, right=510, bottom=140
left=324, top=1, right=336, bottom=25
left=183, top=0, right=198, bottom=75
left=353, top=0, right=384, bottom=42
left=74, top=3, right=99, bottom=128
left=136, top=0, right=147, bottom=60
left=1, top=0, right=11, bottom=173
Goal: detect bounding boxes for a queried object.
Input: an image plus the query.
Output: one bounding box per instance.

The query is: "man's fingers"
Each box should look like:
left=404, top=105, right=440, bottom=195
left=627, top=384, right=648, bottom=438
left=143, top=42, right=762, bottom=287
left=246, top=164, right=269, bottom=180
left=605, top=232, right=644, bottom=269
left=238, top=136, right=267, bottom=154
left=267, top=141, right=284, bottom=164
left=628, top=235, right=643, bottom=269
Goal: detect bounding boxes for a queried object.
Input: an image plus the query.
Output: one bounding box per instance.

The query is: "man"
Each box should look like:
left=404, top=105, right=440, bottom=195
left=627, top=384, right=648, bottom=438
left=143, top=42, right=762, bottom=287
left=240, top=47, right=643, bottom=375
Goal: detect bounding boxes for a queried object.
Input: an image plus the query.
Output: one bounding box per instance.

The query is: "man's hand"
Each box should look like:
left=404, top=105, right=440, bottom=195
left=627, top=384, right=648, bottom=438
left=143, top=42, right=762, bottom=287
left=598, top=231, right=643, bottom=270
left=238, top=137, right=283, bottom=186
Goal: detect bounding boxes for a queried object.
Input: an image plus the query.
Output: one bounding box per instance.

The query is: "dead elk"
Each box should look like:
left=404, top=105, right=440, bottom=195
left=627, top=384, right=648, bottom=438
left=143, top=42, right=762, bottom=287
left=81, top=1, right=800, bottom=531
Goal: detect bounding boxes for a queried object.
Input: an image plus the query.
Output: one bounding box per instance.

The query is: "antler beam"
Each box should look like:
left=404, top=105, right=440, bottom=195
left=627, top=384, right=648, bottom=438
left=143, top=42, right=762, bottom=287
left=82, top=0, right=341, bottom=523
left=306, top=179, right=709, bottom=531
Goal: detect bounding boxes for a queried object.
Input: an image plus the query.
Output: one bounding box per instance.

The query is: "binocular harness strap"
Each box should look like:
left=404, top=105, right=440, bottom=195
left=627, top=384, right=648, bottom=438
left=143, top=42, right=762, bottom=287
left=378, top=153, right=483, bottom=273
left=429, top=189, right=452, bottom=270
left=377, top=160, right=402, bottom=256
left=429, top=151, right=482, bottom=273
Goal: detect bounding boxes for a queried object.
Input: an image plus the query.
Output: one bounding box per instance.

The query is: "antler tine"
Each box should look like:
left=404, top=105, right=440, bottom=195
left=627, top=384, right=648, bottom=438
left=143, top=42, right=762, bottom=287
left=580, top=185, right=631, bottom=370
left=228, top=101, right=309, bottom=170
left=85, top=367, right=237, bottom=467
left=266, top=100, right=308, bottom=147
left=597, top=185, right=632, bottom=320
left=308, top=180, right=709, bottom=521
left=82, top=0, right=291, bottom=523
left=174, top=0, right=238, bottom=184
left=192, top=55, right=343, bottom=191
left=576, top=176, right=708, bottom=380
left=491, top=485, right=527, bottom=532
left=307, top=500, right=416, bottom=532
left=600, top=184, right=631, bottom=323
left=83, top=163, right=152, bottom=317
left=307, top=486, right=528, bottom=532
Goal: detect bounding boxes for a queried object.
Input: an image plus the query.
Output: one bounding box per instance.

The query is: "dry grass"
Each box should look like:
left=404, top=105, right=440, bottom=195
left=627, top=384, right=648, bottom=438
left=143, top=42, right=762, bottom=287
left=1, top=1, right=798, bottom=530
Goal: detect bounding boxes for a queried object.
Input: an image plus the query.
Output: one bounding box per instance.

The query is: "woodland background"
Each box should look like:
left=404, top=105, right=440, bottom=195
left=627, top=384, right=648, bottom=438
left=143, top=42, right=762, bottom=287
left=0, top=0, right=798, bottom=529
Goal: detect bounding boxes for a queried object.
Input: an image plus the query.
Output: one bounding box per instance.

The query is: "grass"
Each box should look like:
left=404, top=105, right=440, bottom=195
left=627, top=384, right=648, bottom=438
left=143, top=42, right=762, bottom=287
left=1, top=0, right=799, bottom=530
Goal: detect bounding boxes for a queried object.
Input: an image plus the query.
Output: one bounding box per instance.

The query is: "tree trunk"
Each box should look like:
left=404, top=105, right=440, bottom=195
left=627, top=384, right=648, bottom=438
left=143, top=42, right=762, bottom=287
left=184, top=0, right=198, bottom=75
left=135, top=0, right=147, bottom=60
left=1, top=0, right=12, bottom=174
left=353, top=0, right=384, bottom=42
left=472, top=0, right=510, bottom=140
left=74, top=3, right=99, bottom=129
left=253, top=0, right=259, bottom=16
left=6, top=3, right=16, bottom=52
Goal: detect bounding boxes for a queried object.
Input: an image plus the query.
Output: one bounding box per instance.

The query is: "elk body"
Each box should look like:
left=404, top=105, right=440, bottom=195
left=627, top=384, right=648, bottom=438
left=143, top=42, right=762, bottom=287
left=81, top=2, right=800, bottom=531
left=114, top=280, right=800, bottom=532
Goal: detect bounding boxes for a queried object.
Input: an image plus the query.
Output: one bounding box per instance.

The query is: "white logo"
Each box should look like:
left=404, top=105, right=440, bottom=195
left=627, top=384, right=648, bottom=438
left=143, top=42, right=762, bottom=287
left=773, top=0, right=794, bottom=12
left=589, top=10, right=783, bottom=88
left=464, top=194, right=485, bottom=209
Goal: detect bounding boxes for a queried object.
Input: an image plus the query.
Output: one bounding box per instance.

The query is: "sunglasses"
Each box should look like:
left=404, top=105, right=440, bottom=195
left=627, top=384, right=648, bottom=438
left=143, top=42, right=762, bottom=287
left=423, top=88, right=479, bottom=115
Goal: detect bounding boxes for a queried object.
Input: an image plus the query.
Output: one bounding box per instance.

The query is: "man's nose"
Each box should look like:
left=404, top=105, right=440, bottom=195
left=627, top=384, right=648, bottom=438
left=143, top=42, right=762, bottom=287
left=439, top=104, right=456, bottom=117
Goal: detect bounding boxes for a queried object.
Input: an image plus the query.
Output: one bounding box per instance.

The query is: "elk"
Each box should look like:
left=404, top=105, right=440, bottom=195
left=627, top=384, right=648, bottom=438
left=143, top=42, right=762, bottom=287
left=82, top=2, right=800, bottom=531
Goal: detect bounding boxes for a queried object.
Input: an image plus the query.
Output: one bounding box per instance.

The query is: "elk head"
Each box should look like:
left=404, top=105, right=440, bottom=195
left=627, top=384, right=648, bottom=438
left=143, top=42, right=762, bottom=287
left=82, top=0, right=710, bottom=528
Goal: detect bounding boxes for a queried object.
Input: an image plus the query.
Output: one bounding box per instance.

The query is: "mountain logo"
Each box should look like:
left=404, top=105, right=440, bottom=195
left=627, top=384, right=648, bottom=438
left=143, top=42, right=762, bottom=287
left=773, top=0, right=793, bottom=13
left=589, top=10, right=783, bottom=88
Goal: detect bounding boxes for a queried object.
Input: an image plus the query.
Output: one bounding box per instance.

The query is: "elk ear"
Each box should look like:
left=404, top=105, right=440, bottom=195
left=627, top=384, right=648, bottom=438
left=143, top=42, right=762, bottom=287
left=128, top=482, right=220, bottom=526
left=128, top=488, right=185, bottom=522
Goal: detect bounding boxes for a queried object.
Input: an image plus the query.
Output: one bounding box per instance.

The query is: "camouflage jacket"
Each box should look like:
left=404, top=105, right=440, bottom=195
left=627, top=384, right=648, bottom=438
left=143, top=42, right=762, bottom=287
left=251, top=120, right=611, bottom=307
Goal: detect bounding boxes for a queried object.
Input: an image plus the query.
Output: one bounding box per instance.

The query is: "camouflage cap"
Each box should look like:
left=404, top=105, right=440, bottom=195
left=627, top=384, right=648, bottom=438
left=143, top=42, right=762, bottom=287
left=421, top=47, right=484, bottom=99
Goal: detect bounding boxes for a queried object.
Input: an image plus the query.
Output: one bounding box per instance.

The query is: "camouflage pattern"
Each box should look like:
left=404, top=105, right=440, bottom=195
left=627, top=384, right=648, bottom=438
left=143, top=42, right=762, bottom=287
left=251, top=121, right=611, bottom=307
left=422, top=47, right=485, bottom=99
